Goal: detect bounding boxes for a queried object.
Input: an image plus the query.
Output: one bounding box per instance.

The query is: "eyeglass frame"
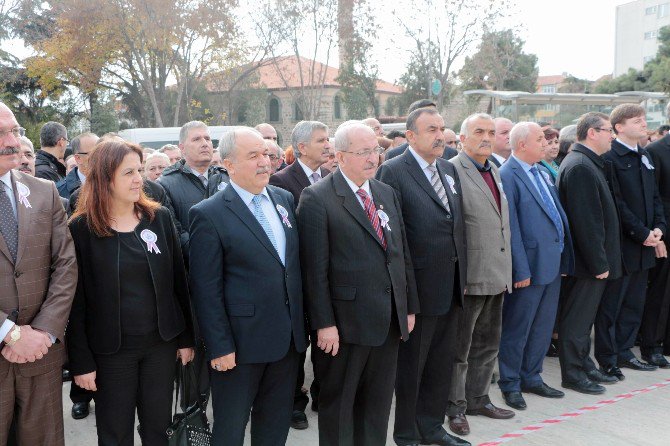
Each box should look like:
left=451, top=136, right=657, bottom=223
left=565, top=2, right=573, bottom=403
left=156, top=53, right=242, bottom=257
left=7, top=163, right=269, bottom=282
left=339, top=146, right=385, bottom=158
left=0, top=126, right=26, bottom=139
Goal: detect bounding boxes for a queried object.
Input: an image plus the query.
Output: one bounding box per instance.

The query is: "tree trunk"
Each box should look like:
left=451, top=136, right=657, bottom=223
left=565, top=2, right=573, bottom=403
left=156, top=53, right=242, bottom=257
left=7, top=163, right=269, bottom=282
left=338, top=0, right=355, bottom=68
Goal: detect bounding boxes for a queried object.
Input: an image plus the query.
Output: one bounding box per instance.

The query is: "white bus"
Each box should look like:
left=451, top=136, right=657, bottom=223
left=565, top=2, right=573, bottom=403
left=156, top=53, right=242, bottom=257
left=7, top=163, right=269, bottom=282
left=118, top=125, right=240, bottom=149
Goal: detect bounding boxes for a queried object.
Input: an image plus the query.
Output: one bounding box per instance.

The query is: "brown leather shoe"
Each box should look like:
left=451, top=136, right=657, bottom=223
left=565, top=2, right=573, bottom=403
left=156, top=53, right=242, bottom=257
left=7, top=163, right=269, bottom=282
left=466, top=403, right=515, bottom=419
left=448, top=413, right=470, bottom=436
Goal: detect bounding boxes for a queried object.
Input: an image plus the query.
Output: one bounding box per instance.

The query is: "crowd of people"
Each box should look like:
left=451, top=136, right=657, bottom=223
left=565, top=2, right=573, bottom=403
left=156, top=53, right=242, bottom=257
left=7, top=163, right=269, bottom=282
left=1, top=96, right=670, bottom=446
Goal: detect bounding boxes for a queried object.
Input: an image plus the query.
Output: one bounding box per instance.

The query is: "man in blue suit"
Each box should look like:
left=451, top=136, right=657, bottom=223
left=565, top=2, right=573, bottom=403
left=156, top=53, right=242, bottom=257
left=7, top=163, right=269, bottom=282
left=498, top=122, right=574, bottom=410
left=188, top=127, right=307, bottom=445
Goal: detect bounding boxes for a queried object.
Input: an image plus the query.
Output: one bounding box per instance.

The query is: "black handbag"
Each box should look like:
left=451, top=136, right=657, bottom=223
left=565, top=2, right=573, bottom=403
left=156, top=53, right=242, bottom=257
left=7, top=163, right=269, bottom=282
left=166, top=362, right=213, bottom=446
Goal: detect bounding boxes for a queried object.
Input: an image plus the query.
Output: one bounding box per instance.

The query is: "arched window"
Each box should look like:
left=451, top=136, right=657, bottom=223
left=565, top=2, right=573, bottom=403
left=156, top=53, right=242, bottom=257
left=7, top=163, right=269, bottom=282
left=333, top=95, right=342, bottom=119
left=294, top=102, right=304, bottom=121
left=268, top=97, right=280, bottom=122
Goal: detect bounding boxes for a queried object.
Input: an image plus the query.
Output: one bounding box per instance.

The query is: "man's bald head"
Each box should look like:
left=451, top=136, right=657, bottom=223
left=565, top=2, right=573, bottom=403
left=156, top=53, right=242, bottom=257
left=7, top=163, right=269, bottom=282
left=0, top=102, right=22, bottom=175
left=493, top=117, right=514, bottom=159
left=362, top=118, right=384, bottom=137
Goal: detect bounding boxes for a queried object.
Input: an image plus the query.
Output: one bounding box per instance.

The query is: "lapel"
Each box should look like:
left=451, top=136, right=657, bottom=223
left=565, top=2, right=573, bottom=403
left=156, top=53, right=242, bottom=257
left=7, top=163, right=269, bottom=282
left=436, top=160, right=458, bottom=214
left=223, top=185, right=283, bottom=266
left=403, top=150, right=447, bottom=212
left=508, top=157, right=554, bottom=221
left=289, top=160, right=311, bottom=191
left=11, top=171, right=32, bottom=266
left=266, top=187, right=294, bottom=255
left=333, top=170, right=385, bottom=249
left=457, top=153, right=501, bottom=217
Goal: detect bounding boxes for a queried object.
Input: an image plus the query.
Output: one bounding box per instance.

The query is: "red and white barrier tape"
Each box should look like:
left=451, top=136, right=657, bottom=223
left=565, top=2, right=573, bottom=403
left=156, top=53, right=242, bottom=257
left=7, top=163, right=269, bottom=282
left=478, top=378, right=670, bottom=446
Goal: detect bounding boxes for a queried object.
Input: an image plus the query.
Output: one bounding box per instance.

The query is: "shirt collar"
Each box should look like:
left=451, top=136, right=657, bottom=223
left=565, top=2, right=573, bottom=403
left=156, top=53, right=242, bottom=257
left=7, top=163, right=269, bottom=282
left=183, top=163, right=209, bottom=179
left=464, top=152, right=491, bottom=172
left=0, top=171, right=12, bottom=191
left=511, top=154, right=535, bottom=173
left=297, top=158, right=318, bottom=179
left=76, top=167, right=86, bottom=183
left=616, top=138, right=638, bottom=153
left=340, top=169, right=371, bottom=196
left=229, top=179, right=269, bottom=207
left=491, top=152, right=506, bottom=164
left=408, top=146, right=432, bottom=170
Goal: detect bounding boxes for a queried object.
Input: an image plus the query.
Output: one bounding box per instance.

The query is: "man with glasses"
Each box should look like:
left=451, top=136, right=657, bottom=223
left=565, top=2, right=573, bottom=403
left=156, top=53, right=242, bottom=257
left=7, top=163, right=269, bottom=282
left=57, top=133, right=99, bottom=200
left=298, top=121, right=418, bottom=445
left=35, top=121, right=69, bottom=182
left=556, top=112, right=624, bottom=394
left=266, top=140, right=284, bottom=173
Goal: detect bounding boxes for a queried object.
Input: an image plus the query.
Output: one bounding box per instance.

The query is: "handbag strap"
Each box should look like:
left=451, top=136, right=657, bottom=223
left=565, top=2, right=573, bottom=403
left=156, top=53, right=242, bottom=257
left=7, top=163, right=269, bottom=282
left=174, top=361, right=202, bottom=415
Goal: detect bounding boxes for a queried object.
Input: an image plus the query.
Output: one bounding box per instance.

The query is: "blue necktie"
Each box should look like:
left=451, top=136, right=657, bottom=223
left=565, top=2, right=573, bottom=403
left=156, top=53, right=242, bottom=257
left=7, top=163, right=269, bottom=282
left=252, top=194, right=279, bottom=255
left=530, top=166, right=564, bottom=250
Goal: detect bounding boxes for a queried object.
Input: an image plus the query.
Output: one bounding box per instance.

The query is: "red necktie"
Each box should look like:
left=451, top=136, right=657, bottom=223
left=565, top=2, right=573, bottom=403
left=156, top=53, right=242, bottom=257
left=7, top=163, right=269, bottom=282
left=356, top=188, right=387, bottom=250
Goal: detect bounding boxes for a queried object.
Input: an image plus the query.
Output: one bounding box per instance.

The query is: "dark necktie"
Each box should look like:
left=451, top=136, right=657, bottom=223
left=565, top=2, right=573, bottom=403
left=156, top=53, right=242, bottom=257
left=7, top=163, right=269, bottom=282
left=530, top=166, right=564, bottom=248
left=0, top=183, right=18, bottom=262
left=356, top=188, right=387, bottom=250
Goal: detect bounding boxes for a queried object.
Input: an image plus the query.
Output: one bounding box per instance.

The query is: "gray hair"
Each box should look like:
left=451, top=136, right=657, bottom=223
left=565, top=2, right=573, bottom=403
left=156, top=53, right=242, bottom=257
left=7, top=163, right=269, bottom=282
left=265, top=140, right=281, bottom=155
left=333, top=121, right=373, bottom=152
left=145, top=151, right=170, bottom=163
left=19, top=136, right=34, bottom=152
left=179, top=121, right=208, bottom=144
left=159, top=144, right=180, bottom=153
left=218, top=127, right=262, bottom=160
left=509, top=122, right=539, bottom=151
left=406, top=108, right=440, bottom=133
left=559, top=125, right=577, bottom=144
left=39, top=121, right=67, bottom=147
left=291, top=121, right=328, bottom=158
left=459, top=113, right=494, bottom=137
left=70, top=132, right=97, bottom=155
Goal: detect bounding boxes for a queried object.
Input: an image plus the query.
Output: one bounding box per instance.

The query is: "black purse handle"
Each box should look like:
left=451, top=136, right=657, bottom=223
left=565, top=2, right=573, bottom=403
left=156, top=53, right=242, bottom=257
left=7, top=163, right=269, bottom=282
left=173, top=361, right=201, bottom=415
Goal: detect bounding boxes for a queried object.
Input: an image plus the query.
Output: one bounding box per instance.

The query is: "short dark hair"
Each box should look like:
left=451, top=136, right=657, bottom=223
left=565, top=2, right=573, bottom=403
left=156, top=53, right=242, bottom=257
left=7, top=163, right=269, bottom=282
left=657, top=124, right=670, bottom=134
left=407, top=99, right=437, bottom=115
left=39, top=121, right=67, bottom=147
left=386, top=130, right=405, bottom=139
left=576, top=112, right=609, bottom=141
left=610, top=104, right=645, bottom=134
left=406, top=108, right=440, bottom=133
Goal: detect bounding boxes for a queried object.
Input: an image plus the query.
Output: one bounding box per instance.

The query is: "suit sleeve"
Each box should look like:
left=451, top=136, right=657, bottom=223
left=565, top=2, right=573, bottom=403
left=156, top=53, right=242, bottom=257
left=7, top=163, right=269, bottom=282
left=188, top=205, right=234, bottom=360
left=158, top=179, right=190, bottom=258
left=652, top=182, right=667, bottom=235
left=561, top=164, right=610, bottom=276
left=501, top=172, right=531, bottom=284
left=30, top=183, right=77, bottom=342
left=375, top=164, right=402, bottom=203
left=166, top=210, right=194, bottom=349
left=609, top=165, right=652, bottom=244
left=296, top=187, right=335, bottom=330
left=394, top=190, right=420, bottom=315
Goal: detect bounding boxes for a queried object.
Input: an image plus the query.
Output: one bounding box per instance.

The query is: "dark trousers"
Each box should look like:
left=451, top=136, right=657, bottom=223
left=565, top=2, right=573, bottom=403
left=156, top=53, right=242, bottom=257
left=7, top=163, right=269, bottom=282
left=70, top=381, right=93, bottom=404
left=294, top=330, right=319, bottom=412
left=498, top=275, right=561, bottom=392
left=316, top=323, right=400, bottom=446
left=393, top=308, right=460, bottom=445
left=93, top=332, right=177, bottom=446
left=640, top=257, right=670, bottom=356
left=447, top=294, right=503, bottom=416
left=210, top=346, right=299, bottom=446
left=595, top=270, right=649, bottom=367
left=558, top=277, right=607, bottom=383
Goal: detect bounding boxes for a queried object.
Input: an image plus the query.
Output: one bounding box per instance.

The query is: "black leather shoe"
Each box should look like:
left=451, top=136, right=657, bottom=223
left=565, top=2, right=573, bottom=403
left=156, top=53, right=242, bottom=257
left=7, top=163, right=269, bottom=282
left=586, top=369, right=619, bottom=384
left=618, top=357, right=658, bottom=371
left=71, top=402, right=89, bottom=420
left=502, top=391, right=526, bottom=410
left=546, top=339, right=559, bottom=357
left=562, top=379, right=605, bottom=395
left=311, top=399, right=319, bottom=412
left=290, top=410, right=308, bottom=430
left=421, top=432, right=472, bottom=446
left=62, top=369, right=72, bottom=382
left=522, top=382, right=564, bottom=398
left=642, top=353, right=670, bottom=369
left=600, top=365, right=625, bottom=381
left=466, top=403, right=515, bottom=419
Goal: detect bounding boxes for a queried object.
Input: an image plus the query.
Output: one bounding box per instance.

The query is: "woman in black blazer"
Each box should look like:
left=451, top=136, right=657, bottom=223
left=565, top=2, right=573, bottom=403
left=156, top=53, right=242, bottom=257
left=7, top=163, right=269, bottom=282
left=67, top=140, right=194, bottom=446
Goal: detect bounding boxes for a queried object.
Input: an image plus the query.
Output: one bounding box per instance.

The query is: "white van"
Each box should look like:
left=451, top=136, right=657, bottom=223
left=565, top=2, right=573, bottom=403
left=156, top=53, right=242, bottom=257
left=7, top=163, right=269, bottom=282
left=118, top=125, right=240, bottom=149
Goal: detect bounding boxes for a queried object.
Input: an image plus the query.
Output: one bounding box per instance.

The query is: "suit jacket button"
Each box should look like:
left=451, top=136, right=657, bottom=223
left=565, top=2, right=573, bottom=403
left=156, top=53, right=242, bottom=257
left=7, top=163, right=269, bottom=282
left=386, top=260, right=391, bottom=266
left=555, top=238, right=559, bottom=242
left=285, top=299, right=289, bottom=305
left=501, top=248, right=505, bottom=252
left=385, top=287, right=392, bottom=294
left=285, top=272, right=289, bottom=278
left=451, top=256, right=458, bottom=262
left=14, top=271, right=21, bottom=278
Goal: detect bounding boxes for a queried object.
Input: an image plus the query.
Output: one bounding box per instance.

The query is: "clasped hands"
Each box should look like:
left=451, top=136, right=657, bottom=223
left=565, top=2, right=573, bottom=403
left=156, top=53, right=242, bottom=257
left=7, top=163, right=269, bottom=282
left=1, top=325, right=52, bottom=363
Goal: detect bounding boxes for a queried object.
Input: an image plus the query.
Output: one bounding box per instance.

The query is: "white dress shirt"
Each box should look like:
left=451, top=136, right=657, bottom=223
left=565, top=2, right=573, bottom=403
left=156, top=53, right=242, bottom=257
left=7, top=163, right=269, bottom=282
left=616, top=138, right=638, bottom=153
left=340, top=170, right=372, bottom=208
left=297, top=158, right=321, bottom=184
left=229, top=180, right=286, bottom=264
left=408, top=146, right=436, bottom=182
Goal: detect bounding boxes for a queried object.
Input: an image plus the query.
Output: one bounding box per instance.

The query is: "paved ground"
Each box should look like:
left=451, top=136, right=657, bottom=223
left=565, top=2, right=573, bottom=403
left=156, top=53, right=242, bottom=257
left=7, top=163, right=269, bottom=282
left=63, top=347, right=670, bottom=445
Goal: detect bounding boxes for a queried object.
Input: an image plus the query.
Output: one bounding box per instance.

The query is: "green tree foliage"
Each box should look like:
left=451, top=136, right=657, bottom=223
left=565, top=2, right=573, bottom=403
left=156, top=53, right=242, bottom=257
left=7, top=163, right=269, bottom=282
left=458, top=29, right=538, bottom=93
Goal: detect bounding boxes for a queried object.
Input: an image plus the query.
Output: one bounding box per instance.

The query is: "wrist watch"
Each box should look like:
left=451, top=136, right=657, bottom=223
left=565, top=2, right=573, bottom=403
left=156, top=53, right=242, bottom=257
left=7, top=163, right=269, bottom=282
left=7, top=325, right=21, bottom=346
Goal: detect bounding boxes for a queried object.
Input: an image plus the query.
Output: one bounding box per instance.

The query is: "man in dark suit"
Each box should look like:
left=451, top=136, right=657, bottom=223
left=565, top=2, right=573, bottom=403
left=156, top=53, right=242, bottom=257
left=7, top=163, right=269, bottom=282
left=270, top=120, right=332, bottom=428
left=557, top=112, right=624, bottom=394
left=298, top=122, right=419, bottom=446
left=270, top=120, right=331, bottom=207
left=188, top=128, right=307, bottom=445
left=498, top=122, right=574, bottom=410
left=377, top=108, right=469, bottom=446
left=642, top=109, right=670, bottom=368
left=57, top=132, right=98, bottom=200
left=596, top=104, right=666, bottom=378
left=488, top=118, right=513, bottom=168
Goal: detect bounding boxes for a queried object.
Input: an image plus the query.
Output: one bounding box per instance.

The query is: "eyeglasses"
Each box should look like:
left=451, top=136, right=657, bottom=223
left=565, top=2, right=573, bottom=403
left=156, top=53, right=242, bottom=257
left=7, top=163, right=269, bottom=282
left=263, top=136, right=278, bottom=141
left=0, top=127, right=26, bottom=138
left=445, top=140, right=458, bottom=146
left=61, top=136, right=70, bottom=144
left=594, top=127, right=614, bottom=134
left=340, top=146, right=384, bottom=157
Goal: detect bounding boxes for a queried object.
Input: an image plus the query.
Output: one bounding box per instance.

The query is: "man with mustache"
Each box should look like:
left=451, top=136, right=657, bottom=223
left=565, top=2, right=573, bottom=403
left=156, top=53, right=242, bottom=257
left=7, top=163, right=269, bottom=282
left=188, top=127, right=306, bottom=445
left=446, top=113, right=515, bottom=437
left=298, top=121, right=419, bottom=445
left=0, top=102, right=78, bottom=445
left=17, top=137, right=36, bottom=176
left=269, top=120, right=332, bottom=428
